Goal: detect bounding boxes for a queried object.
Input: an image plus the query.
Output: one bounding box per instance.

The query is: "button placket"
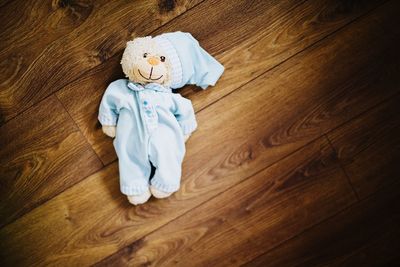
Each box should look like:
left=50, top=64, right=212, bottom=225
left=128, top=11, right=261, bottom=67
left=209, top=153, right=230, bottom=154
left=140, top=91, right=158, bottom=132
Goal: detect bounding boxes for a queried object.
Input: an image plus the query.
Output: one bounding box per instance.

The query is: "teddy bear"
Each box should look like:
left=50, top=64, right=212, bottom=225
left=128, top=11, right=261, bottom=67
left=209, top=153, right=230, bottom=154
left=98, top=31, right=224, bottom=205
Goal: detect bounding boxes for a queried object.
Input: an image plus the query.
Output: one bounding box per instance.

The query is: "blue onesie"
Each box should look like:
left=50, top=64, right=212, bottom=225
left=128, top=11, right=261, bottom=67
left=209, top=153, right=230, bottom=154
left=98, top=79, right=197, bottom=195
left=98, top=31, right=224, bottom=198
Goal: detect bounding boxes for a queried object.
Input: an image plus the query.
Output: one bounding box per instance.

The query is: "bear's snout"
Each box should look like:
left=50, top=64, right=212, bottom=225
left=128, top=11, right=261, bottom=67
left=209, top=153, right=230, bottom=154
left=147, top=57, right=160, bottom=66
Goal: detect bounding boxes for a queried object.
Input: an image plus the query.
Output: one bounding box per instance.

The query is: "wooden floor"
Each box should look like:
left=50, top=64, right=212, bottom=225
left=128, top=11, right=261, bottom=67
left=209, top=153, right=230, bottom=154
left=1, top=0, right=400, bottom=266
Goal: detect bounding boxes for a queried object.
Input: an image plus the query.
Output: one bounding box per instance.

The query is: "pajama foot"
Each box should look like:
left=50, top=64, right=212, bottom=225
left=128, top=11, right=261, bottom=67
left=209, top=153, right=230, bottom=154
left=127, top=188, right=151, bottom=205
left=150, top=185, right=173, bottom=199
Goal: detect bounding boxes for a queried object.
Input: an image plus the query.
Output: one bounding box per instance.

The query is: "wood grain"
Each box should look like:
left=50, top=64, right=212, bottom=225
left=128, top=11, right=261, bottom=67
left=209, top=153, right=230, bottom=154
left=0, top=163, right=122, bottom=266
left=0, top=0, right=203, bottom=123
left=56, top=0, right=305, bottom=165
left=0, top=95, right=103, bottom=228
left=1, top=1, right=398, bottom=265
left=0, top=0, right=103, bottom=58
left=56, top=56, right=122, bottom=164
left=327, top=95, right=400, bottom=199
left=57, top=0, right=385, bottom=164
left=244, top=182, right=400, bottom=267
left=156, top=0, right=387, bottom=110
left=95, top=137, right=356, bottom=266
left=0, top=0, right=109, bottom=122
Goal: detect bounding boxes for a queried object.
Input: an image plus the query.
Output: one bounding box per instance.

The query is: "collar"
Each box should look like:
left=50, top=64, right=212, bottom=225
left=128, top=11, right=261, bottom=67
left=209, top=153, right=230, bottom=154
left=127, top=81, right=172, bottom=93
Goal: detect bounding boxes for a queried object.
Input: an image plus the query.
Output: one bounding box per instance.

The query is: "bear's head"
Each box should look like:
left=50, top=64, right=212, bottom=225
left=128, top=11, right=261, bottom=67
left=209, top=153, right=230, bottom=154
left=120, top=32, right=225, bottom=89
left=121, top=36, right=171, bottom=86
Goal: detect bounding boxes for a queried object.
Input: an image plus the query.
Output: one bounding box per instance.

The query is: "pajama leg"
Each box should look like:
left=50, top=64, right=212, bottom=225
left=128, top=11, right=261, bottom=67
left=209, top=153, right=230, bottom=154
left=114, top=109, right=151, bottom=195
left=148, top=123, right=186, bottom=193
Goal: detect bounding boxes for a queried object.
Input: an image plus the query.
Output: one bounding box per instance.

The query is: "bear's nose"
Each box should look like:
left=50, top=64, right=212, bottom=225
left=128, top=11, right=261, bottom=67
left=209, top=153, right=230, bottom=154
left=147, top=57, right=160, bottom=66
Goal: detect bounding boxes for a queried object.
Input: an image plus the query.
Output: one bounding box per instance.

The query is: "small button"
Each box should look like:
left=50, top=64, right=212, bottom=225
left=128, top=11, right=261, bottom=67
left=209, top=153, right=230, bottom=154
left=143, top=100, right=148, bottom=105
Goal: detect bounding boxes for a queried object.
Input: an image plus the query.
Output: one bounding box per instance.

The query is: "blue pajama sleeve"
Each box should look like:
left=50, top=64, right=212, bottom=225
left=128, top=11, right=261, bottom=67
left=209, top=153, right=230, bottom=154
left=172, top=94, right=197, bottom=135
left=98, top=80, right=126, bottom=126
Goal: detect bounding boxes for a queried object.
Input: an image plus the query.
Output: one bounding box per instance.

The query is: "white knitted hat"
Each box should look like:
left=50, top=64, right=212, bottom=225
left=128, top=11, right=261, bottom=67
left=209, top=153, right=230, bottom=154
left=154, top=31, right=224, bottom=89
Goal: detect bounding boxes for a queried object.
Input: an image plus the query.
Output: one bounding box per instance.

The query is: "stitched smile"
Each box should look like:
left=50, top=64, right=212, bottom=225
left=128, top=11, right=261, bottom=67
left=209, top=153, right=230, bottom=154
left=138, top=68, right=163, bottom=81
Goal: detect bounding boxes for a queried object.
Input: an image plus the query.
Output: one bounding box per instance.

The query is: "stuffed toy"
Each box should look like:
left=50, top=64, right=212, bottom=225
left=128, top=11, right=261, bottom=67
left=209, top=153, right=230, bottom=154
left=98, top=31, right=224, bottom=205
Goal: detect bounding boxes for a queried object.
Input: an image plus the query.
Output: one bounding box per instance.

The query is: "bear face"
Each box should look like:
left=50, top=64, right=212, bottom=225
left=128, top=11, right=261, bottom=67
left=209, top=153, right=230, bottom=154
left=121, top=36, right=171, bottom=86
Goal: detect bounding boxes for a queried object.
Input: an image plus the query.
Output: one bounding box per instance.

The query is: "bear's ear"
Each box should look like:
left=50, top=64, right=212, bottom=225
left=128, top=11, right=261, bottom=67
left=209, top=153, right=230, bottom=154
left=121, top=37, right=153, bottom=67
left=125, top=40, right=134, bottom=46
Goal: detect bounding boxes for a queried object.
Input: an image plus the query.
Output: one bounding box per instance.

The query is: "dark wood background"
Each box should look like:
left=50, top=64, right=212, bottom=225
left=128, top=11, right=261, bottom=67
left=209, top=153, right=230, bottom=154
left=0, top=0, right=399, bottom=266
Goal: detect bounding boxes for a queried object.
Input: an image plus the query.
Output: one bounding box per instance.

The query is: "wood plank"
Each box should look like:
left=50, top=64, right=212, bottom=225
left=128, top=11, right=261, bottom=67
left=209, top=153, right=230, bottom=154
left=0, top=0, right=109, bottom=120
left=155, top=0, right=387, bottom=111
left=94, top=137, right=356, bottom=266
left=0, top=0, right=106, bottom=57
left=55, top=0, right=305, bottom=165
left=0, top=163, right=131, bottom=266
left=1, top=1, right=399, bottom=265
left=0, top=95, right=103, bottom=228
left=57, top=0, right=385, bottom=164
left=56, top=56, right=122, bottom=164
left=0, top=0, right=203, bottom=123
left=244, top=182, right=400, bottom=267
left=326, top=95, right=400, bottom=199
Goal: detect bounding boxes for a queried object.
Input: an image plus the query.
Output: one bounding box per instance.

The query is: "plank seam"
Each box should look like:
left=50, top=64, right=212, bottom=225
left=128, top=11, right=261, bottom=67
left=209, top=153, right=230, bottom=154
left=54, top=93, right=105, bottom=167
left=322, top=91, right=400, bottom=144
left=324, top=133, right=360, bottom=201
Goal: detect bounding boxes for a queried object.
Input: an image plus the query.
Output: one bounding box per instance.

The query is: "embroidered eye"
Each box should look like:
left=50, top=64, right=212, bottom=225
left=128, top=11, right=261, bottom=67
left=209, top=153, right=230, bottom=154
left=160, top=56, right=166, bottom=62
left=143, top=53, right=148, bottom=58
